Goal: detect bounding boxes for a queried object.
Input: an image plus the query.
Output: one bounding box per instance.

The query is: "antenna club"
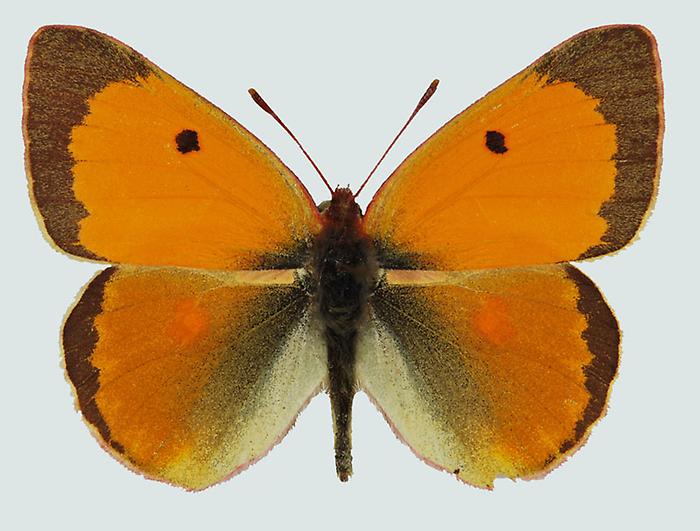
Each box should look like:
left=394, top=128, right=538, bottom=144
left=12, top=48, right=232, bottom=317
left=249, top=87, right=334, bottom=194
left=353, top=79, right=440, bottom=199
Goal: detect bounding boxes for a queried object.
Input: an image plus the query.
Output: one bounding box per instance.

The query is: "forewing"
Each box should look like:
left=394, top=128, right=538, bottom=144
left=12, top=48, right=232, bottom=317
left=24, top=26, right=320, bottom=269
left=364, top=25, right=662, bottom=269
left=357, top=265, right=618, bottom=487
left=63, top=266, right=325, bottom=489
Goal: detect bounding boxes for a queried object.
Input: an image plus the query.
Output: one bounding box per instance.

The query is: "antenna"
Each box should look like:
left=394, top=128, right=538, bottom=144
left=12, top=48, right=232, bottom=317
left=249, top=88, right=334, bottom=194
left=354, top=79, right=439, bottom=199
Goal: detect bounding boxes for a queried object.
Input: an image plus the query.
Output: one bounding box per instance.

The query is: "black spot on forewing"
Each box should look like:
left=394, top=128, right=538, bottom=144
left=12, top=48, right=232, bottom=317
left=176, top=129, right=200, bottom=153
left=485, top=130, right=508, bottom=154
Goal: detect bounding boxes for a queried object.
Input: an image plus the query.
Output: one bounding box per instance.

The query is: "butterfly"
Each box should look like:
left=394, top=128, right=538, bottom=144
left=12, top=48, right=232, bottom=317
left=22, top=24, right=662, bottom=490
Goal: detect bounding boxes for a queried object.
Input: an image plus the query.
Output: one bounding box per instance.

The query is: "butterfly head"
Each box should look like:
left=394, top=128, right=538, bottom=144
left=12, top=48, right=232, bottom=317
left=319, top=187, right=362, bottom=226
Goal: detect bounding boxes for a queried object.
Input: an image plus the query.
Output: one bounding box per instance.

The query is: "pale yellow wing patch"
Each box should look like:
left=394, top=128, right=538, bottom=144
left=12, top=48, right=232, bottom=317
left=357, top=265, right=619, bottom=487
left=64, top=266, right=326, bottom=490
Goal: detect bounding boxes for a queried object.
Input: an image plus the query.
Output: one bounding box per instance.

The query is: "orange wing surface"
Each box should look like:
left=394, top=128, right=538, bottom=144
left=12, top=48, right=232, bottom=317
left=364, top=26, right=662, bottom=270
left=24, top=26, right=320, bottom=270
left=357, top=265, right=618, bottom=487
left=25, top=24, right=662, bottom=488
left=63, top=266, right=326, bottom=490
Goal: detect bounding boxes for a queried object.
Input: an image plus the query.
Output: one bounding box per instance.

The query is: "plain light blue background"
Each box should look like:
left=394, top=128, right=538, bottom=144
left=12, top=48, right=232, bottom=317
left=2, top=1, right=697, bottom=529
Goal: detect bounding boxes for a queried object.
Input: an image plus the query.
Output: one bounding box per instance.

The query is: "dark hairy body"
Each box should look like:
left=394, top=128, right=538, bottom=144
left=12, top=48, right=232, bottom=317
left=312, top=188, right=377, bottom=481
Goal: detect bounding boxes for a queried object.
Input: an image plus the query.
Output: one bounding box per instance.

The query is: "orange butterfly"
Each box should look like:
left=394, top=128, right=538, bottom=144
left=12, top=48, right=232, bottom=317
left=23, top=25, right=662, bottom=490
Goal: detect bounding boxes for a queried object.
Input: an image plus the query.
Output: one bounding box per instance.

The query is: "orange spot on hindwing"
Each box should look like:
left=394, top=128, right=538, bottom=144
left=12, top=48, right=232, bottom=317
left=170, top=298, right=209, bottom=346
left=474, top=297, right=515, bottom=346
